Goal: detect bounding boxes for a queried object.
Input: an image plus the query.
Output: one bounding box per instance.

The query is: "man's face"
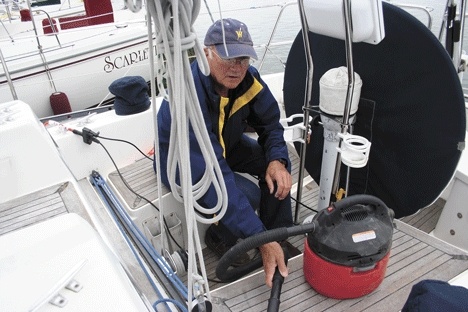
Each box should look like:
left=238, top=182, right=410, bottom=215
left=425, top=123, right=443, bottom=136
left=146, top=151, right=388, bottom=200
left=205, top=47, right=251, bottom=94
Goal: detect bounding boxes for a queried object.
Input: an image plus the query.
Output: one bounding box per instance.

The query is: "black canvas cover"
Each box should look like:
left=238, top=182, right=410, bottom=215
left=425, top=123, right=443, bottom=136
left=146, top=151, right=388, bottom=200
left=283, top=2, right=466, bottom=217
left=31, top=0, right=61, bottom=7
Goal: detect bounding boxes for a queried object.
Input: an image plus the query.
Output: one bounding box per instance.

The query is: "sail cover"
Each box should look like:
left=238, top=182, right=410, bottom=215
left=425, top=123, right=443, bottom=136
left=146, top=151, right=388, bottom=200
left=284, top=2, right=466, bottom=217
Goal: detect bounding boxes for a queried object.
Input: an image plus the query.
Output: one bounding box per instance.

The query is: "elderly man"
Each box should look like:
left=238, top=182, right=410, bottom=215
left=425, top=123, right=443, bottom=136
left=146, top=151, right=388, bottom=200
left=157, top=18, right=297, bottom=287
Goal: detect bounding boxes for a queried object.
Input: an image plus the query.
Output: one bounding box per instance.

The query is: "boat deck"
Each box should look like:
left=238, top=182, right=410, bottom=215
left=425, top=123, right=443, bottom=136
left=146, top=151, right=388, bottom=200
left=1, top=145, right=467, bottom=311
left=211, top=219, right=468, bottom=311
left=0, top=179, right=162, bottom=304
left=106, top=143, right=468, bottom=311
left=105, top=144, right=468, bottom=311
left=399, top=198, right=445, bottom=234
left=0, top=182, right=92, bottom=236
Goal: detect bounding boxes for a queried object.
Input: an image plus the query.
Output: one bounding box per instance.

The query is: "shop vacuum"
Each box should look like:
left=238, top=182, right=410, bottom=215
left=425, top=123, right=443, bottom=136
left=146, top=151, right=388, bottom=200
left=216, top=194, right=395, bottom=310
left=303, top=194, right=395, bottom=299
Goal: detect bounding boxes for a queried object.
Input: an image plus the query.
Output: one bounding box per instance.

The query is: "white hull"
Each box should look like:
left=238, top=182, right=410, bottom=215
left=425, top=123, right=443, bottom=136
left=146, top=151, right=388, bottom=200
left=0, top=5, right=151, bottom=118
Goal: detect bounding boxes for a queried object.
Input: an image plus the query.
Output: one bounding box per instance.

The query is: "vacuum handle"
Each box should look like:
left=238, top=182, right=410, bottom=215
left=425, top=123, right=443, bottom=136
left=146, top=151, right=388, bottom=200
left=332, top=194, right=394, bottom=218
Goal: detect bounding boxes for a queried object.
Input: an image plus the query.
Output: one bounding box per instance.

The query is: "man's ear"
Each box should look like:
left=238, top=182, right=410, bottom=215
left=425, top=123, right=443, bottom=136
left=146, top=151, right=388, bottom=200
left=204, top=47, right=212, bottom=59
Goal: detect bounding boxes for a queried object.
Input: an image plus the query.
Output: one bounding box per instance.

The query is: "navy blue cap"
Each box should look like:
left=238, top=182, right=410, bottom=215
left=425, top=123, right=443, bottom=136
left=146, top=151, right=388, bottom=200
left=108, top=76, right=150, bottom=116
left=204, top=18, right=258, bottom=60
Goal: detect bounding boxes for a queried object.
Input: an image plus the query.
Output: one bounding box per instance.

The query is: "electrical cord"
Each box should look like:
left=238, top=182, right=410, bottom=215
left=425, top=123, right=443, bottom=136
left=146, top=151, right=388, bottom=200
left=96, top=140, right=185, bottom=252
left=51, top=120, right=317, bottom=249
left=97, top=134, right=154, bottom=162
left=291, top=196, right=318, bottom=213
left=248, top=174, right=318, bottom=213
left=96, top=135, right=186, bottom=251
left=63, top=125, right=185, bottom=252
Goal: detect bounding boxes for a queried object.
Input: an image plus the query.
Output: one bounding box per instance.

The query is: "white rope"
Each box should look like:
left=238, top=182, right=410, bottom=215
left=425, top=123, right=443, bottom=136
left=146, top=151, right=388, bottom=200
left=146, top=0, right=229, bottom=309
left=124, top=0, right=143, bottom=12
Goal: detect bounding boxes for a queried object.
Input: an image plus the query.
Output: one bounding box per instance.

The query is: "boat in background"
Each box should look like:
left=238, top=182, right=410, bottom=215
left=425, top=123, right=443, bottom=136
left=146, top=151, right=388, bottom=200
left=0, top=0, right=150, bottom=118
left=1, top=0, right=85, bottom=26
left=1, top=0, right=468, bottom=311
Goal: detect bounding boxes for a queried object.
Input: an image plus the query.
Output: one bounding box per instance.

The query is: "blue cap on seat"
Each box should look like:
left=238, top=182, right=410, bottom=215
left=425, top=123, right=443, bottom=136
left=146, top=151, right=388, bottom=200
left=204, top=18, right=258, bottom=60
left=109, top=76, right=150, bottom=116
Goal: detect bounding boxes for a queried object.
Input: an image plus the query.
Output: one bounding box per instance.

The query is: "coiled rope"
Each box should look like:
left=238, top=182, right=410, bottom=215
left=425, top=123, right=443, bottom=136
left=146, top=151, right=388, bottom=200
left=126, top=0, right=230, bottom=309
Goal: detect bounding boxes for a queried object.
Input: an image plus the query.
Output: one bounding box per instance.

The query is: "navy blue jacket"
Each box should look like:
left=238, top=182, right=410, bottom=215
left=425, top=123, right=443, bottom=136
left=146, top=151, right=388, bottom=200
left=157, top=60, right=289, bottom=238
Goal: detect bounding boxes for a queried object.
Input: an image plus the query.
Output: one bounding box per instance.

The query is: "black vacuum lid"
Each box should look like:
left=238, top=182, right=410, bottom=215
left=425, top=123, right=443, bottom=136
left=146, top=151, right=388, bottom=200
left=307, top=195, right=394, bottom=268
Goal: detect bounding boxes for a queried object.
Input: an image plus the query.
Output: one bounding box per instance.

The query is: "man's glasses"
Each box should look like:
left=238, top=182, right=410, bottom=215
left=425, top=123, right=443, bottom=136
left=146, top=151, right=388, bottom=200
left=211, top=48, right=252, bottom=67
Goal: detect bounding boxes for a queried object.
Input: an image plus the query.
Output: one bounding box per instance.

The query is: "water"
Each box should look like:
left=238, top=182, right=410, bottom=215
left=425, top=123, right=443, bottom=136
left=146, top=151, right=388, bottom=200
left=193, top=0, right=465, bottom=81
left=193, top=0, right=304, bottom=74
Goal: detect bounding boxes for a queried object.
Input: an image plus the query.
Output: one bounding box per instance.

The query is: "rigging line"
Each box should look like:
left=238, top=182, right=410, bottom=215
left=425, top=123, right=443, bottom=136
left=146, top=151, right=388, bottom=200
left=202, top=0, right=215, bottom=23
left=214, top=0, right=229, bottom=57
left=25, top=0, right=57, bottom=92
left=198, top=3, right=288, bottom=16
left=125, top=0, right=143, bottom=12
left=144, top=0, right=171, bottom=272
left=147, top=0, right=226, bottom=308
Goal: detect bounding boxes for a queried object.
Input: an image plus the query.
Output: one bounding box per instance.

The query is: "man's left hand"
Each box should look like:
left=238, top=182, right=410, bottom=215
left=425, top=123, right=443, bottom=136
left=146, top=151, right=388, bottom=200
left=265, top=160, right=292, bottom=200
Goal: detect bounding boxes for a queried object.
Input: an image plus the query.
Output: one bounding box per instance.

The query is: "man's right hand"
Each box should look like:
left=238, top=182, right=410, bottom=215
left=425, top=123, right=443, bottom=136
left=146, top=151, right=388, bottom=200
left=259, top=241, right=288, bottom=288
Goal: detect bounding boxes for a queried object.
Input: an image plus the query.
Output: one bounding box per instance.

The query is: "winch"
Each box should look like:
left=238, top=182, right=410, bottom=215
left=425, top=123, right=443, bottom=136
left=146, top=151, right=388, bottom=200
left=303, top=195, right=394, bottom=299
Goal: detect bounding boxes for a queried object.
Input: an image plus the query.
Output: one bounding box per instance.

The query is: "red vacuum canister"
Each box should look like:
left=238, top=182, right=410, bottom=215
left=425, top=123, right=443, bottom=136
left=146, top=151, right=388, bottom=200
left=303, top=195, right=394, bottom=299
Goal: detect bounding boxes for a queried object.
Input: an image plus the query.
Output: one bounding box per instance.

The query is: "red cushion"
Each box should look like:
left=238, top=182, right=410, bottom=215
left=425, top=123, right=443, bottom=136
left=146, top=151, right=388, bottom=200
left=42, top=18, right=59, bottom=34
left=58, top=0, right=114, bottom=30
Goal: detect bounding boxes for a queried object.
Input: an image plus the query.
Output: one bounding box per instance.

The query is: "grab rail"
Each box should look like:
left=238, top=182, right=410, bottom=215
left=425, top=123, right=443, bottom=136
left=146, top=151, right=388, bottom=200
left=26, top=0, right=57, bottom=92
left=0, top=47, right=18, bottom=100
left=0, top=18, right=14, bottom=42
left=33, top=9, right=62, bottom=47
left=392, top=3, right=433, bottom=29
left=257, top=1, right=297, bottom=72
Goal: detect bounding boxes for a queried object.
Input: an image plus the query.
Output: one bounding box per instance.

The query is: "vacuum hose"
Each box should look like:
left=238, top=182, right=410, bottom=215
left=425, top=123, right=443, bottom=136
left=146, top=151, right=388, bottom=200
left=216, top=224, right=316, bottom=312
left=216, top=194, right=393, bottom=282
left=216, top=222, right=316, bottom=282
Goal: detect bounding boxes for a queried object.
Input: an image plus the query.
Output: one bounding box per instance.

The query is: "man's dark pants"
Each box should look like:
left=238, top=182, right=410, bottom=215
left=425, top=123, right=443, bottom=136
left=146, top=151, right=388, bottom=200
left=209, top=135, right=294, bottom=245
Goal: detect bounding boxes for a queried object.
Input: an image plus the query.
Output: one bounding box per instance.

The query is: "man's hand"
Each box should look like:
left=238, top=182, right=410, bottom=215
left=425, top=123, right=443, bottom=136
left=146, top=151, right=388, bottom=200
left=259, top=241, right=288, bottom=288
left=265, top=160, right=292, bottom=200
